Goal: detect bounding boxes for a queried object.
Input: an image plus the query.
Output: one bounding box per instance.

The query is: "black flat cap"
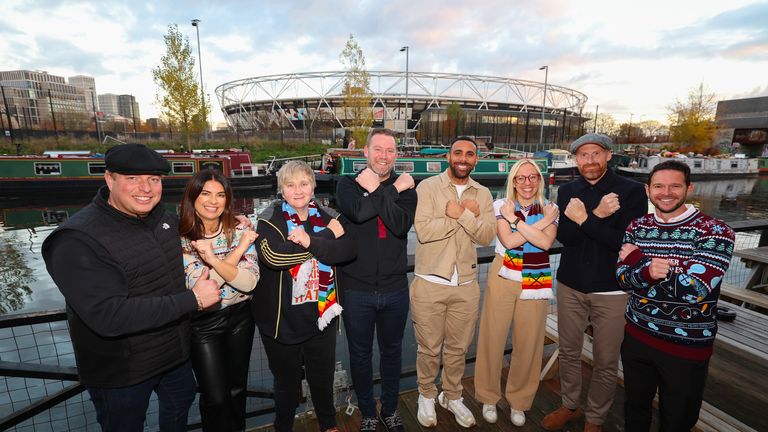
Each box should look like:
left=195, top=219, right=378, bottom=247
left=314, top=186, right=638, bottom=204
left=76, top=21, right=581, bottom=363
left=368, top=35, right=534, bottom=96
left=105, top=144, right=170, bottom=175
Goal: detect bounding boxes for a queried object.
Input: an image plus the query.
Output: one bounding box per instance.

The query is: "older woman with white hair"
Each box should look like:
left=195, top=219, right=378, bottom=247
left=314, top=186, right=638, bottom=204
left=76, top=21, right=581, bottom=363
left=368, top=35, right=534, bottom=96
left=473, top=159, right=559, bottom=427
left=253, top=160, right=356, bottom=432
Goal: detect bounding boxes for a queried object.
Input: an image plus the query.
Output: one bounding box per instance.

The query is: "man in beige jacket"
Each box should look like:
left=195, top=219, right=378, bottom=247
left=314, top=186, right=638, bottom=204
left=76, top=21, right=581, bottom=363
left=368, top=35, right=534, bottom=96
left=411, top=136, right=496, bottom=428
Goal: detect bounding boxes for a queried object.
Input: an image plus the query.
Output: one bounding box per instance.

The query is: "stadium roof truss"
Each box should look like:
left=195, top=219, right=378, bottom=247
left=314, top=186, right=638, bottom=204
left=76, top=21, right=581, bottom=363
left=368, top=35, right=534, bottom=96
left=215, top=71, right=588, bottom=131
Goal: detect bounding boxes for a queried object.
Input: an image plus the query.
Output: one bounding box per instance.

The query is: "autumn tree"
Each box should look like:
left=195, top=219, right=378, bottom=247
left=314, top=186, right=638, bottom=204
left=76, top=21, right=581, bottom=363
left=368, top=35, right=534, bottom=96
left=667, top=83, right=717, bottom=153
left=443, top=102, right=466, bottom=143
left=583, top=112, right=619, bottom=136
left=339, top=34, right=372, bottom=145
left=152, top=24, right=208, bottom=150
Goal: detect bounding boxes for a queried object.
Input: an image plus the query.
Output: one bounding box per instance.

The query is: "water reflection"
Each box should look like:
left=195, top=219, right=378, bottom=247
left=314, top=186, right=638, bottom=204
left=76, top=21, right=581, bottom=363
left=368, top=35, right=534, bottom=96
left=0, top=230, right=36, bottom=313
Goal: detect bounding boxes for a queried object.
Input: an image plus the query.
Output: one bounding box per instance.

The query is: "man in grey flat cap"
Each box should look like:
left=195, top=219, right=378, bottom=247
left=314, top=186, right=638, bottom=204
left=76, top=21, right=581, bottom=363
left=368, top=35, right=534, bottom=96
left=43, top=144, right=221, bottom=432
left=541, top=134, right=647, bottom=432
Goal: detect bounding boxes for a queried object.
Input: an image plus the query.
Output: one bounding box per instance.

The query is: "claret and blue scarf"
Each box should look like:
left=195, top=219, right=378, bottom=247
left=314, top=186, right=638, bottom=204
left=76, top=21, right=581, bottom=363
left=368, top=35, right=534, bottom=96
left=282, top=201, right=342, bottom=330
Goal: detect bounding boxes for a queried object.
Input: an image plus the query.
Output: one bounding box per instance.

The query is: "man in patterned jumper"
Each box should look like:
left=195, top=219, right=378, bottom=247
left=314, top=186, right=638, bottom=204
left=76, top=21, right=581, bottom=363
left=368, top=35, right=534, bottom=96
left=616, top=160, right=735, bottom=432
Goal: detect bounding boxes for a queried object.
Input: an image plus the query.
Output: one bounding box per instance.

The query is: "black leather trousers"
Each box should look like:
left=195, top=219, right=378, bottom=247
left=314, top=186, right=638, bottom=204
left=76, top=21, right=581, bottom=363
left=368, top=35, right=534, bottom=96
left=191, top=301, right=255, bottom=432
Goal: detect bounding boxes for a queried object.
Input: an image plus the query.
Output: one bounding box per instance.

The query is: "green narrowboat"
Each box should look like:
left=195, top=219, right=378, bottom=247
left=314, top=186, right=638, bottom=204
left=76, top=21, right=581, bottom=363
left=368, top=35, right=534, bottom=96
left=0, top=150, right=275, bottom=197
left=318, top=150, right=548, bottom=186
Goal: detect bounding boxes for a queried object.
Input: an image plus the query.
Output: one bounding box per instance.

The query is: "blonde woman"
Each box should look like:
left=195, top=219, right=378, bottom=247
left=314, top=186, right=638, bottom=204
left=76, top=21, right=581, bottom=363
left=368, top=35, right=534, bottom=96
left=474, top=159, right=559, bottom=426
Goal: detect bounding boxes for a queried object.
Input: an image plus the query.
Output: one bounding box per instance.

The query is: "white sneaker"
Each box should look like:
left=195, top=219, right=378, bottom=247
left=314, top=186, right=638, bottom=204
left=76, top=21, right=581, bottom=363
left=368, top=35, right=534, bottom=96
left=438, top=391, right=476, bottom=428
left=482, top=404, right=497, bottom=423
left=511, top=408, right=526, bottom=426
left=417, top=394, right=437, bottom=427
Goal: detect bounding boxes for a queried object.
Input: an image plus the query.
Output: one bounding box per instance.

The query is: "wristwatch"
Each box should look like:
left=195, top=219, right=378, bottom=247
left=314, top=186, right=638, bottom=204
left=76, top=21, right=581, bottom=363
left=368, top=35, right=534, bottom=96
left=509, top=216, right=520, bottom=228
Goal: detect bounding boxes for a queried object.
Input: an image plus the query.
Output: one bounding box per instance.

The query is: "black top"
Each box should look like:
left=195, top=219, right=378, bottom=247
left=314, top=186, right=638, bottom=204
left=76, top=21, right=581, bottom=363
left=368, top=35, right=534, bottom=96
left=335, top=172, right=418, bottom=293
left=42, top=187, right=196, bottom=387
left=555, top=169, right=648, bottom=293
left=253, top=202, right=356, bottom=344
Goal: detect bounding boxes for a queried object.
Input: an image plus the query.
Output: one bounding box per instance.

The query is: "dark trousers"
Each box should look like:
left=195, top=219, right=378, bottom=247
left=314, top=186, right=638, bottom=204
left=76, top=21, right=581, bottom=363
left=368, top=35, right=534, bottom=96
left=261, top=325, right=337, bottom=432
left=191, top=301, right=256, bottom=432
left=622, top=332, right=709, bottom=432
left=342, top=287, right=409, bottom=417
left=88, top=360, right=197, bottom=432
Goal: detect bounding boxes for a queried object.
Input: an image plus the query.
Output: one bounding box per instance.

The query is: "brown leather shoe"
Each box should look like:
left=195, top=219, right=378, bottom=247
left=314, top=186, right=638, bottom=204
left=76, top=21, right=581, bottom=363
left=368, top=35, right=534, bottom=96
left=584, top=421, right=602, bottom=432
left=541, top=406, right=583, bottom=430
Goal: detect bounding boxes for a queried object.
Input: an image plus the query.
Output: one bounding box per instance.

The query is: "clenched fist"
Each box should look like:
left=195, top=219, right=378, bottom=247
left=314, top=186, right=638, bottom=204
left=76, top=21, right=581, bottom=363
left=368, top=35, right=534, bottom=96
left=327, top=218, right=345, bottom=238
left=192, top=267, right=221, bottom=309
left=593, top=192, right=621, bottom=218
left=461, top=199, right=480, bottom=217
left=240, top=229, right=258, bottom=245
left=446, top=200, right=464, bottom=219
left=356, top=168, right=380, bottom=193
left=394, top=172, right=415, bottom=193
left=648, top=257, right=671, bottom=280
left=619, top=243, right=639, bottom=261
left=542, top=202, right=559, bottom=225
left=564, top=198, right=588, bottom=225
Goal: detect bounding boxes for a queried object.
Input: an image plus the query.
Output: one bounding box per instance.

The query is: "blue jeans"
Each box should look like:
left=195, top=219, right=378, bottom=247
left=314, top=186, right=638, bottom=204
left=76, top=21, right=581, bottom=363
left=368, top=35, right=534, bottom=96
left=87, top=360, right=197, bottom=432
left=342, top=287, right=409, bottom=417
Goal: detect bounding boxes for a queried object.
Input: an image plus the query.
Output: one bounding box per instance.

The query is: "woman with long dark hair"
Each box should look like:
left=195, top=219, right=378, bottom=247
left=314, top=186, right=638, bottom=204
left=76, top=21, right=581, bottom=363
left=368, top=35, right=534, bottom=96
left=179, top=168, right=259, bottom=431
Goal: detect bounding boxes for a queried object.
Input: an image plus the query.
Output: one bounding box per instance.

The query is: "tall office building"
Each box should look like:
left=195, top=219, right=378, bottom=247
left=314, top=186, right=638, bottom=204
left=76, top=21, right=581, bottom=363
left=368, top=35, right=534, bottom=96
left=68, top=75, right=98, bottom=112
left=0, top=70, right=87, bottom=128
left=117, top=94, right=140, bottom=120
left=98, top=93, right=119, bottom=116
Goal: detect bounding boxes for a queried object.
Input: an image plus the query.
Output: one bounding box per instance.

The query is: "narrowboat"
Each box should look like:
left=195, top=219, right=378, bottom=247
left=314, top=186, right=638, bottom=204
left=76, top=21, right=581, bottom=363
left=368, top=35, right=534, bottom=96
left=617, top=154, right=759, bottom=179
left=0, top=149, right=275, bottom=197
left=318, top=148, right=548, bottom=186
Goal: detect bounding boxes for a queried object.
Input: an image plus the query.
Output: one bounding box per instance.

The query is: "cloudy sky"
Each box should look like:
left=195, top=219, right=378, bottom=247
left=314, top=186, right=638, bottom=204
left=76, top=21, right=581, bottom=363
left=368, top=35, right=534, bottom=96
left=1, top=0, right=766, bottom=125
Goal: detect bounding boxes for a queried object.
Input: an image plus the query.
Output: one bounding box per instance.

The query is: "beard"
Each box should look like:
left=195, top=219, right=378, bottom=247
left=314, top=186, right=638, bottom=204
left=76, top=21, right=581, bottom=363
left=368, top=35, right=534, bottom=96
left=449, top=163, right=473, bottom=179
left=369, top=163, right=393, bottom=177
left=578, top=163, right=607, bottom=181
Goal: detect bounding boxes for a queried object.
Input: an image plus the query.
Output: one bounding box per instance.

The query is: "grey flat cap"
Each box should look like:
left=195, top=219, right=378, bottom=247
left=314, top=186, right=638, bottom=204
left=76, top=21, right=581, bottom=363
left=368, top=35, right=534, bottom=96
left=569, top=133, right=613, bottom=154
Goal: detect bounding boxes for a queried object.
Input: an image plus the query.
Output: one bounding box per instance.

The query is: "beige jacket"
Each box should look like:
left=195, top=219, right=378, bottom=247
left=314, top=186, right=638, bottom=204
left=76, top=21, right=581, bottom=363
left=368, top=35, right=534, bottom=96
left=414, top=170, right=495, bottom=283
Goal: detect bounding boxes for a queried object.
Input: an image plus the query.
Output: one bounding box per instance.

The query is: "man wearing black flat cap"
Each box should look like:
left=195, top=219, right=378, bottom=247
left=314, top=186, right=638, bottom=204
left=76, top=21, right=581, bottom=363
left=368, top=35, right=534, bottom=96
left=43, top=144, right=222, bottom=432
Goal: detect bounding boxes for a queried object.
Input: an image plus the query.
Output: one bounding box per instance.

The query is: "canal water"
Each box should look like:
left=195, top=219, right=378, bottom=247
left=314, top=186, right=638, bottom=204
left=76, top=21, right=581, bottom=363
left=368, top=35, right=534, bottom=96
left=1, top=176, right=767, bottom=316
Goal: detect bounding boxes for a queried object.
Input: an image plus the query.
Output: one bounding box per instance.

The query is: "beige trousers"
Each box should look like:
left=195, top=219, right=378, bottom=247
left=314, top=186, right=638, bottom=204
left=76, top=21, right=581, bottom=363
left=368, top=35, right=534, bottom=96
left=410, top=276, right=480, bottom=400
left=474, top=255, right=549, bottom=410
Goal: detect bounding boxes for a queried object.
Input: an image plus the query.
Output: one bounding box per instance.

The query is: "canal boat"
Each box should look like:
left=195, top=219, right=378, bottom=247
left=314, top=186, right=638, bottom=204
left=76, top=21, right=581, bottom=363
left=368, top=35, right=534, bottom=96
left=534, top=148, right=578, bottom=181
left=617, top=154, right=759, bottom=179
left=318, top=148, right=548, bottom=186
left=758, top=157, right=768, bottom=174
left=0, top=149, right=275, bottom=197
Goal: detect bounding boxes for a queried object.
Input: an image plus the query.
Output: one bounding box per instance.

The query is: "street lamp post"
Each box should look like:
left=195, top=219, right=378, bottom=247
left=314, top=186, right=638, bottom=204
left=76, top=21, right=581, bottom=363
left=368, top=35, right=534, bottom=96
left=400, top=46, right=409, bottom=143
left=538, top=65, right=549, bottom=152
left=1, top=85, right=16, bottom=153
left=90, top=89, right=101, bottom=144
left=628, top=113, right=634, bottom=144
left=191, top=19, right=207, bottom=140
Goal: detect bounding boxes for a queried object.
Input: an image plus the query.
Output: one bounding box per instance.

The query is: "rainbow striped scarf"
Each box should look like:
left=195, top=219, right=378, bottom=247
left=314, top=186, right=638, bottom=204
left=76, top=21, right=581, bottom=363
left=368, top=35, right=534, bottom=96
left=499, top=201, right=554, bottom=300
left=283, top=201, right=342, bottom=330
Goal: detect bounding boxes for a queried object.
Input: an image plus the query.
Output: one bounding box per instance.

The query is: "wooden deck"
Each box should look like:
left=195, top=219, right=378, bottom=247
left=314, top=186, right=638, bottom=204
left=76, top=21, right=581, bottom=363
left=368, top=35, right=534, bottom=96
left=249, top=360, right=653, bottom=432
left=248, top=314, right=768, bottom=432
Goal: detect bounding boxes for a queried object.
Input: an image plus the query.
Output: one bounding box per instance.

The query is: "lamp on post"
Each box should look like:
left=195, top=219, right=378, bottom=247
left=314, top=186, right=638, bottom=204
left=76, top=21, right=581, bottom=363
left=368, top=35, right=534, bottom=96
left=538, top=65, right=549, bottom=152
left=400, top=46, right=409, bottom=143
left=628, top=113, right=634, bottom=144
left=191, top=18, right=207, bottom=140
